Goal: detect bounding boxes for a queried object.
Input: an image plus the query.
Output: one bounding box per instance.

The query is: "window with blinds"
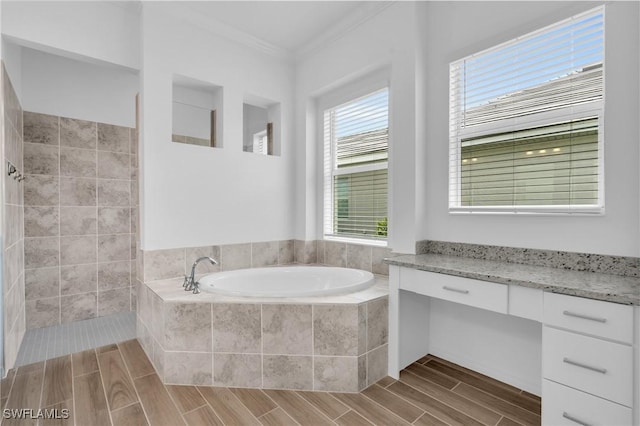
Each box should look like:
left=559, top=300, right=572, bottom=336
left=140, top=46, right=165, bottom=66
left=323, top=88, right=389, bottom=240
left=449, top=6, right=604, bottom=213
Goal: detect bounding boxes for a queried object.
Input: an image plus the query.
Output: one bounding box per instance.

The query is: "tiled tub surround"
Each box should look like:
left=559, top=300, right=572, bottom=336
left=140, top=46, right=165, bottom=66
left=136, top=275, right=389, bottom=392
left=2, top=62, right=27, bottom=370
left=390, top=243, right=640, bottom=305
left=23, top=111, right=137, bottom=329
left=140, top=240, right=393, bottom=283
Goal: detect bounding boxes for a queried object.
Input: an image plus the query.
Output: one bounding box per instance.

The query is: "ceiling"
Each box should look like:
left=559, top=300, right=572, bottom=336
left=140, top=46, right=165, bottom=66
left=181, top=1, right=383, bottom=56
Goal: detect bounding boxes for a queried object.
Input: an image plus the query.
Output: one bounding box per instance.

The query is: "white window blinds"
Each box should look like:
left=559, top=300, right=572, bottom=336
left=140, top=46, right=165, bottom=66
left=323, top=88, right=389, bottom=240
left=449, top=7, right=604, bottom=213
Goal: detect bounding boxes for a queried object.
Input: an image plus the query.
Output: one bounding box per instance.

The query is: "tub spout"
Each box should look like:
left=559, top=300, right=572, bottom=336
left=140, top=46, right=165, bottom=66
left=184, top=256, right=218, bottom=294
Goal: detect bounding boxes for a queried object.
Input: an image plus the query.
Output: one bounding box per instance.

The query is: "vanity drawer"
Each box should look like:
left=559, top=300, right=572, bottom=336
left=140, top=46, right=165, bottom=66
left=400, top=269, right=508, bottom=314
left=542, top=379, right=633, bottom=426
left=543, top=292, right=633, bottom=343
left=543, top=326, right=633, bottom=407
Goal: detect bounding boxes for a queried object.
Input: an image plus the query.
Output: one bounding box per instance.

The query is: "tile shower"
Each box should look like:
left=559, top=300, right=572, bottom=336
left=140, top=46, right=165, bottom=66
left=22, top=111, right=137, bottom=329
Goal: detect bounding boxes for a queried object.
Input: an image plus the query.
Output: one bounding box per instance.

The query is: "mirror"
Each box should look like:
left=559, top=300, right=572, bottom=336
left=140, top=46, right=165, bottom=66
left=172, top=75, right=222, bottom=148
left=243, top=95, right=280, bottom=156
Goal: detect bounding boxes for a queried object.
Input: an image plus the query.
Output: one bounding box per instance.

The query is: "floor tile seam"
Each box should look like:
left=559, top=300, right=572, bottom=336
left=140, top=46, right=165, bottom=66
left=224, top=385, right=265, bottom=423
left=450, top=380, right=541, bottom=418
left=391, top=373, right=490, bottom=425
left=119, top=347, right=153, bottom=426
left=192, top=386, right=230, bottom=425
left=360, top=383, right=425, bottom=424
left=95, top=348, right=117, bottom=426
left=261, top=388, right=337, bottom=424
left=69, top=356, right=77, bottom=426
left=155, top=376, right=188, bottom=426
left=334, top=409, right=370, bottom=425
left=404, top=368, right=513, bottom=422
left=294, top=390, right=350, bottom=420
left=179, top=402, right=208, bottom=417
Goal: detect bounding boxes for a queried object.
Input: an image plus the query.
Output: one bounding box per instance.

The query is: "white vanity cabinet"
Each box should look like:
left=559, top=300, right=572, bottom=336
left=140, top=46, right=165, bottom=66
left=389, top=264, right=639, bottom=426
left=542, top=293, right=635, bottom=425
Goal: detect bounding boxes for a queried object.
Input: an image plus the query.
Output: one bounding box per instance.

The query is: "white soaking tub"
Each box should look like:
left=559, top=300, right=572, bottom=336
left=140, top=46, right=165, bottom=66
left=197, top=266, right=375, bottom=297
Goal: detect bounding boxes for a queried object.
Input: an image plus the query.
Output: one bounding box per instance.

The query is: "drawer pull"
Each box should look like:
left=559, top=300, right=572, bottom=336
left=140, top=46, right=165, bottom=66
left=562, top=357, right=607, bottom=374
left=442, top=286, right=469, bottom=294
left=562, top=412, right=592, bottom=426
left=562, top=310, right=607, bottom=323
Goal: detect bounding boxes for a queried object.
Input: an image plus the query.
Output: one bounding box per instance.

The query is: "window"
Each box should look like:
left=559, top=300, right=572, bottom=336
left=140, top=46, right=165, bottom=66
left=449, top=7, right=604, bottom=213
left=323, top=88, right=389, bottom=241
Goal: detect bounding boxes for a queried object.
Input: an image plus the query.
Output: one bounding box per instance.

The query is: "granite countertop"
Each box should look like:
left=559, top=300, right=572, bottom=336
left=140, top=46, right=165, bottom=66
left=386, top=254, right=640, bottom=305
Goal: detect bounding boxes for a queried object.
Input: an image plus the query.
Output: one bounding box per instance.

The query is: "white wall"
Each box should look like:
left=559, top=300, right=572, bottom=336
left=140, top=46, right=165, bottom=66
left=1, top=40, right=21, bottom=102
left=417, top=1, right=640, bottom=257
left=139, top=4, right=295, bottom=249
left=295, top=3, right=417, bottom=254
left=2, top=1, right=139, bottom=70
left=20, top=47, right=138, bottom=127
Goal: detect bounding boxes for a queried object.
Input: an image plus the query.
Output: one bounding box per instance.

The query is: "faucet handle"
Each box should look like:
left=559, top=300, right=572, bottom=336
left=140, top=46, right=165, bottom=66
left=182, top=275, right=189, bottom=288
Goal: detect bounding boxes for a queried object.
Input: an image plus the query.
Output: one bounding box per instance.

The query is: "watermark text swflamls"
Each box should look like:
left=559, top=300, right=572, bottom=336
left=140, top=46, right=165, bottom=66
left=3, top=408, right=70, bottom=420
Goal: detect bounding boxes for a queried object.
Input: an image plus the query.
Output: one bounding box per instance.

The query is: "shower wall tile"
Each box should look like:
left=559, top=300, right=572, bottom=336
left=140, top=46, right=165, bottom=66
left=97, top=179, right=130, bottom=206
left=24, top=206, right=59, bottom=237
left=60, top=206, right=97, bottom=236
left=98, top=151, right=129, bottom=179
left=60, top=264, right=97, bottom=296
left=24, top=142, right=59, bottom=175
left=26, top=298, right=60, bottom=329
left=60, top=235, right=97, bottom=266
left=60, top=117, right=96, bottom=149
left=98, top=207, right=131, bottom=234
left=220, top=243, right=251, bottom=271
left=251, top=241, right=278, bottom=268
left=60, top=147, right=96, bottom=178
left=24, top=174, right=59, bottom=206
left=98, top=123, right=130, bottom=153
left=25, top=267, right=59, bottom=300
left=23, top=112, right=59, bottom=145
left=60, top=177, right=97, bottom=206
left=23, top=111, right=135, bottom=329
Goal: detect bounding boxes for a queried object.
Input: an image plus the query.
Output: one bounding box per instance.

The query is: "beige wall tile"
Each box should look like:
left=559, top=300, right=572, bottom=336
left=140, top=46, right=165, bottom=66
left=61, top=264, right=97, bottom=295
left=60, top=147, right=96, bottom=178
left=325, top=241, right=346, bottom=267
left=24, top=142, right=59, bottom=175
left=278, top=240, right=294, bottom=265
left=97, top=151, right=129, bottom=179
left=263, top=355, right=312, bottom=390
left=220, top=243, right=251, bottom=271
left=252, top=241, right=278, bottom=268
left=213, top=353, right=261, bottom=388
left=367, top=297, right=388, bottom=351
left=24, top=112, right=59, bottom=145
left=143, top=249, right=185, bottom=281
left=60, top=117, right=96, bottom=149
left=98, top=234, right=131, bottom=262
left=314, top=356, right=361, bottom=392
left=346, top=244, right=372, bottom=272
left=4, top=242, right=23, bottom=289
left=294, top=240, right=317, bottom=264
left=26, top=298, right=60, bottom=329
left=372, top=247, right=391, bottom=275
left=366, top=344, right=388, bottom=387
left=60, top=177, right=96, bottom=206
left=164, top=352, right=212, bottom=386
left=60, top=236, right=97, bottom=266
left=61, top=292, right=97, bottom=323
left=98, top=287, right=130, bottom=317
left=262, top=304, right=312, bottom=355
left=212, top=303, right=261, bottom=353
left=98, top=123, right=130, bottom=153
left=60, top=207, right=97, bottom=236
left=316, top=240, right=325, bottom=264
left=164, top=302, right=211, bottom=352
left=185, top=246, right=220, bottom=276
left=25, top=267, right=59, bottom=300
left=313, top=304, right=366, bottom=356
left=24, top=175, right=59, bottom=206
left=98, top=261, right=130, bottom=291
left=97, top=179, right=130, bottom=206
left=24, top=237, right=59, bottom=269
left=97, top=207, right=131, bottom=234
left=24, top=207, right=58, bottom=238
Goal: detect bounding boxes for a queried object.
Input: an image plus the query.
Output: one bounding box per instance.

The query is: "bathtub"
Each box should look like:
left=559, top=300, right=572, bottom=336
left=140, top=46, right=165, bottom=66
left=197, top=266, right=375, bottom=297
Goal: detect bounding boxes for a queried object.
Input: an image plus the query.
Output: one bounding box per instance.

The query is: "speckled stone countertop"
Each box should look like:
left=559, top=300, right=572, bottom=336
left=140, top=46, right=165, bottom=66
left=386, top=254, right=640, bottom=305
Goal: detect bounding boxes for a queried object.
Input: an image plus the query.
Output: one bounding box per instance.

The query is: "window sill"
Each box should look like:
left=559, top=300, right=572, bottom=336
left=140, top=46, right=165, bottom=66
left=449, top=205, right=604, bottom=216
left=323, top=235, right=388, bottom=247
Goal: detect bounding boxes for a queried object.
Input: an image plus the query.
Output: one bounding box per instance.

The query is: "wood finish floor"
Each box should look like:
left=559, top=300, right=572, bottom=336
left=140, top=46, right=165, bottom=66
left=0, top=341, right=541, bottom=426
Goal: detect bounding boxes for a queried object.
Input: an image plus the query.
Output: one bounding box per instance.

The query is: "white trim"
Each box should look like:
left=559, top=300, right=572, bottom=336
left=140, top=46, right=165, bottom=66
left=333, top=162, right=387, bottom=177
left=324, top=235, right=388, bottom=247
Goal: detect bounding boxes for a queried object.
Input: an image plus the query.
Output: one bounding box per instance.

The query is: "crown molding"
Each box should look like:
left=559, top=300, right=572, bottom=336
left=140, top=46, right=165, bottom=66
left=295, top=1, right=395, bottom=62
left=152, top=2, right=293, bottom=62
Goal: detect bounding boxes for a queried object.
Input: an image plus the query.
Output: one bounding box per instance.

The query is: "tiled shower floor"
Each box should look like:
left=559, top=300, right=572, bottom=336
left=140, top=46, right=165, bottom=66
left=14, top=311, right=136, bottom=366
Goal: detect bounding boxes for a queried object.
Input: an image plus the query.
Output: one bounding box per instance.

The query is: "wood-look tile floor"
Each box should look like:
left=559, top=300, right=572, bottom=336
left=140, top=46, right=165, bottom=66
left=0, top=342, right=541, bottom=426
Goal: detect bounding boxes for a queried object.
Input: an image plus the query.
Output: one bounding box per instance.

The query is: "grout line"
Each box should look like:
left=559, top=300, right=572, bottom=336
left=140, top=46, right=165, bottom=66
left=180, top=402, right=208, bottom=416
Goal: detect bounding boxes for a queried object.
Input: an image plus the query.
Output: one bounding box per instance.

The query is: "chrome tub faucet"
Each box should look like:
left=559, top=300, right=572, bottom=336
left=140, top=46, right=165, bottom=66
left=183, top=256, right=218, bottom=294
